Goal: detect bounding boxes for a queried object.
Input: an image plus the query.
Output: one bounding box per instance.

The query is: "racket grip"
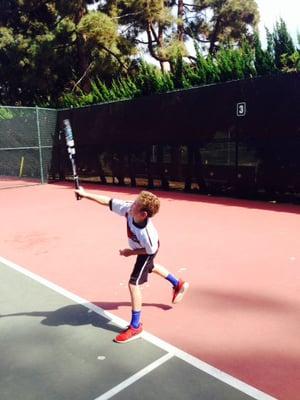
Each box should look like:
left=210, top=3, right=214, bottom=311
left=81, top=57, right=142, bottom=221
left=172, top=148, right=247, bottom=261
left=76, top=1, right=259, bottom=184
left=74, top=178, right=81, bottom=201
left=75, top=192, right=81, bottom=201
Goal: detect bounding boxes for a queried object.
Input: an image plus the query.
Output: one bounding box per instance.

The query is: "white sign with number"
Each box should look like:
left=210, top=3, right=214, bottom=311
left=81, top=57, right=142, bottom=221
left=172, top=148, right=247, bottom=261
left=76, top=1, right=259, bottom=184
left=237, top=102, right=246, bottom=117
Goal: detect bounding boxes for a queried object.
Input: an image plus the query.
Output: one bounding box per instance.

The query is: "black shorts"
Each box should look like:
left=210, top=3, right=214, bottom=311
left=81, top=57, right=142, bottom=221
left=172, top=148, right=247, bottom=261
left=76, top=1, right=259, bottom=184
left=129, top=252, right=158, bottom=285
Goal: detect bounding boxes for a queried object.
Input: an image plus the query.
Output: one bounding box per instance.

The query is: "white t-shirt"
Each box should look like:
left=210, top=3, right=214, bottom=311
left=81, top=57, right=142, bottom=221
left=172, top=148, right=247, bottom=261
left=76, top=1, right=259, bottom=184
left=109, top=198, right=159, bottom=255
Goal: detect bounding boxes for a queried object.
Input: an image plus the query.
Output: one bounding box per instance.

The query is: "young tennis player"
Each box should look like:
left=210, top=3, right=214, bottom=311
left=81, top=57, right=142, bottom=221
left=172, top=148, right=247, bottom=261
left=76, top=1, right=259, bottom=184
left=75, top=186, right=189, bottom=343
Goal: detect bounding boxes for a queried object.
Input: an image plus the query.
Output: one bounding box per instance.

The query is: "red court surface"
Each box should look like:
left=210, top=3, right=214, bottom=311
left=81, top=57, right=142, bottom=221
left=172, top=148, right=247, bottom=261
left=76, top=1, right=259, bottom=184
left=1, top=183, right=299, bottom=400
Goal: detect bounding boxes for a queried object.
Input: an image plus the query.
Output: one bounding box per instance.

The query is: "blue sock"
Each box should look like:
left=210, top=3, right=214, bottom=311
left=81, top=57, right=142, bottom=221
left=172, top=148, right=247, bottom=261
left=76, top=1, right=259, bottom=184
left=166, top=274, right=179, bottom=288
left=130, top=310, right=141, bottom=329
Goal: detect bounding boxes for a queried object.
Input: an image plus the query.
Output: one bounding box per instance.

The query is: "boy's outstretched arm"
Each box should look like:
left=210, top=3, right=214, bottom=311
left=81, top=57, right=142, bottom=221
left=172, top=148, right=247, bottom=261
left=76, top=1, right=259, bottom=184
left=75, top=186, right=110, bottom=206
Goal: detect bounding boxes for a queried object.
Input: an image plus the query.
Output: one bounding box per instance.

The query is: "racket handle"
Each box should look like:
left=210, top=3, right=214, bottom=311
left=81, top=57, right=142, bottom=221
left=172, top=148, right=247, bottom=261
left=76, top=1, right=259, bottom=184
left=74, top=178, right=81, bottom=201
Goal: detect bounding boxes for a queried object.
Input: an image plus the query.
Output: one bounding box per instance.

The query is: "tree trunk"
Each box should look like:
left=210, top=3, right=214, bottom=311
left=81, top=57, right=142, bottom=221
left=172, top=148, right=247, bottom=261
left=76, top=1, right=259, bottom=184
left=146, top=22, right=170, bottom=63
left=209, top=16, right=221, bottom=54
left=74, top=2, right=90, bottom=91
left=177, top=0, right=184, bottom=42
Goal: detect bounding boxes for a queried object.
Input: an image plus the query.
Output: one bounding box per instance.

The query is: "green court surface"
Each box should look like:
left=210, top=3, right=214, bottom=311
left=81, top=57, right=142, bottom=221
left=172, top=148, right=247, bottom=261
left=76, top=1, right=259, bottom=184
left=0, top=259, right=271, bottom=400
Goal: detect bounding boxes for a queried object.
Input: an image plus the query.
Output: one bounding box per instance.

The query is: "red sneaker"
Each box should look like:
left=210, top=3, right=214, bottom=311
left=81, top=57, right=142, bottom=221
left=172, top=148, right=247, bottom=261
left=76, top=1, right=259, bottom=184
left=172, top=279, right=189, bottom=304
left=114, top=324, right=143, bottom=343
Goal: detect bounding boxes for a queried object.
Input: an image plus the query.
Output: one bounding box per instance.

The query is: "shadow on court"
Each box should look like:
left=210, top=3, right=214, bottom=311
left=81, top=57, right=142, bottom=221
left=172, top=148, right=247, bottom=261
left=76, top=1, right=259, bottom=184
left=0, top=302, right=171, bottom=331
left=94, top=301, right=172, bottom=311
left=0, top=304, right=120, bottom=332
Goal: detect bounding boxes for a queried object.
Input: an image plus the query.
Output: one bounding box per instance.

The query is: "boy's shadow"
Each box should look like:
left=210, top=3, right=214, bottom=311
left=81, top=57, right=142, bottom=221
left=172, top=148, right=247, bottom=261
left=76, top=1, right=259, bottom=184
left=0, top=302, right=171, bottom=333
left=94, top=301, right=172, bottom=312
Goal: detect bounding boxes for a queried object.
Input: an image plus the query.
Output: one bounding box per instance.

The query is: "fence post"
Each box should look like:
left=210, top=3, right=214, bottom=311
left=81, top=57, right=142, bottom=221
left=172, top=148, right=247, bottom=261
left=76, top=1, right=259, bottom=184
left=36, top=106, right=44, bottom=184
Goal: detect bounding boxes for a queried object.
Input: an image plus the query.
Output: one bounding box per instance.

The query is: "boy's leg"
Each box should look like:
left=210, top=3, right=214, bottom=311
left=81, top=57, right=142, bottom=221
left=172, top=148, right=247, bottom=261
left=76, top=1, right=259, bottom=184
left=151, top=263, right=169, bottom=278
left=128, top=283, right=142, bottom=328
left=128, top=282, right=142, bottom=311
left=152, top=263, right=179, bottom=286
left=114, top=255, right=151, bottom=344
left=152, top=263, right=189, bottom=304
left=114, top=282, right=143, bottom=344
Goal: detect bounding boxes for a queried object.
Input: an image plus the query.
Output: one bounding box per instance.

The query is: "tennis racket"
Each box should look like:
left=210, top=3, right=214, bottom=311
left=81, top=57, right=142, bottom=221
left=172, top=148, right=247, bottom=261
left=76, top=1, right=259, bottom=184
left=63, top=119, right=81, bottom=200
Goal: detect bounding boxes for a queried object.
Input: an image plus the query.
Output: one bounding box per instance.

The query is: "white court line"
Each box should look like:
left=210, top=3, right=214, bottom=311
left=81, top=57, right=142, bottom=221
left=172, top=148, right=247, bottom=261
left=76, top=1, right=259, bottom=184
left=0, top=256, right=277, bottom=400
left=94, top=353, right=173, bottom=400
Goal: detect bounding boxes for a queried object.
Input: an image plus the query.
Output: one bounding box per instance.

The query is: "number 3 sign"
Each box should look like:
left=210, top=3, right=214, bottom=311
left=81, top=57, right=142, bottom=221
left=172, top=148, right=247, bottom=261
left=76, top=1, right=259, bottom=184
left=236, top=102, right=246, bottom=117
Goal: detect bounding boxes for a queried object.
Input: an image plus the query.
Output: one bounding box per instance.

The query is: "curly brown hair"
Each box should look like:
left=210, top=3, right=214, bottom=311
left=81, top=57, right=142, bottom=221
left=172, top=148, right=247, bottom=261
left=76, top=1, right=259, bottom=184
left=137, top=191, right=160, bottom=218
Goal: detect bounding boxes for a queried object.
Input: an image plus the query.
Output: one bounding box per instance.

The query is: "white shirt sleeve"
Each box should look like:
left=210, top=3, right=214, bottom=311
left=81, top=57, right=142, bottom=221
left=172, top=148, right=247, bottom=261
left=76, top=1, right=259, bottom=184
left=110, top=198, right=132, bottom=217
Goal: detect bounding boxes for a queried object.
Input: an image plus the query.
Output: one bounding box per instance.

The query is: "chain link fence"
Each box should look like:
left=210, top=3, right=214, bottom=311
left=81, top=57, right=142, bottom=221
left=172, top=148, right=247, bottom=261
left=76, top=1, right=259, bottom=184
left=0, top=106, right=57, bottom=189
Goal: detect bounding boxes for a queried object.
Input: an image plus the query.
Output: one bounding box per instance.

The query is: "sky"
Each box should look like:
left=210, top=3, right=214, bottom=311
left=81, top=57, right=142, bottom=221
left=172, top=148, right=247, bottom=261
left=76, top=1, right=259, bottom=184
left=256, top=0, right=299, bottom=46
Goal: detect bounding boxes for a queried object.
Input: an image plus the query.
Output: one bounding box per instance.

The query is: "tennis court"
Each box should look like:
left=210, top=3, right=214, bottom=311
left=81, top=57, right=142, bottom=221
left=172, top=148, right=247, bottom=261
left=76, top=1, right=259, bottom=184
left=1, top=182, right=299, bottom=400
